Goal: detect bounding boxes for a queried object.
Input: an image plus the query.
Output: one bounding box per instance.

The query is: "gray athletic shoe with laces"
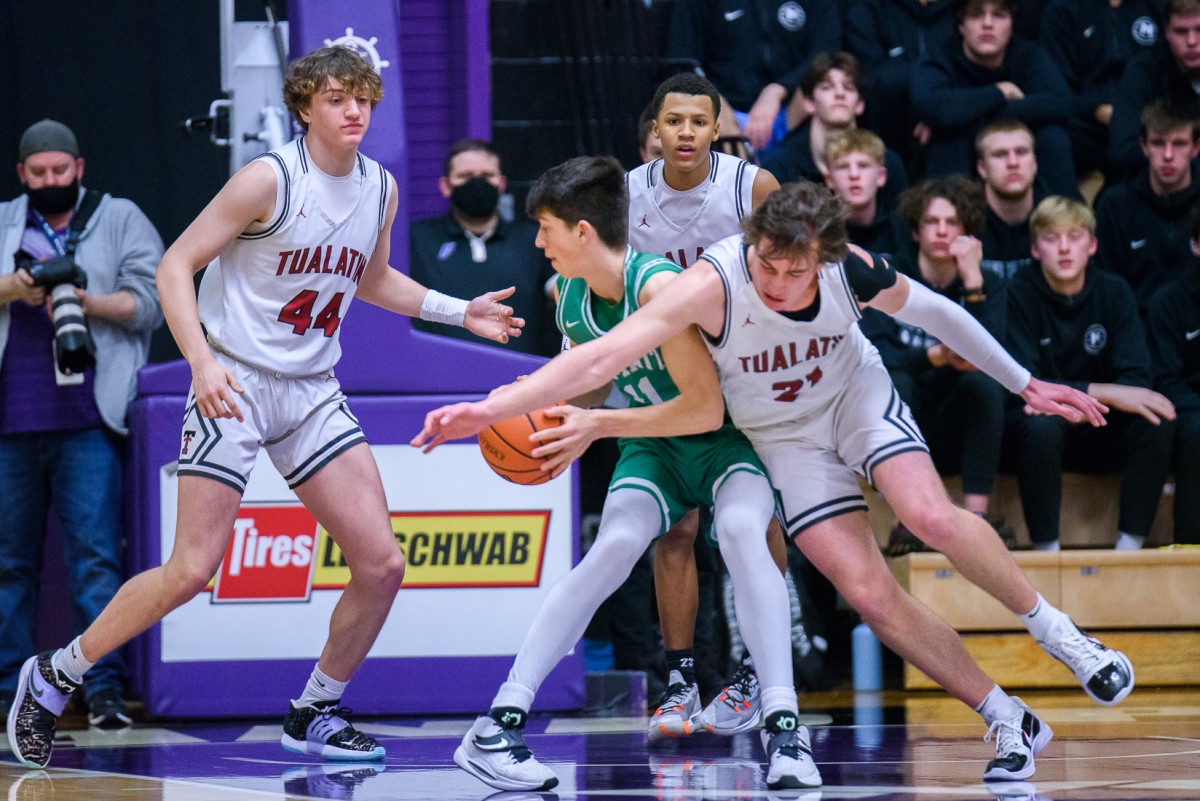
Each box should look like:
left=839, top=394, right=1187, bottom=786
left=699, top=662, right=762, bottom=734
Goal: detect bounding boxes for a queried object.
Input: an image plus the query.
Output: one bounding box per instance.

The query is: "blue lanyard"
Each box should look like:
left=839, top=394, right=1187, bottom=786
left=31, top=208, right=69, bottom=258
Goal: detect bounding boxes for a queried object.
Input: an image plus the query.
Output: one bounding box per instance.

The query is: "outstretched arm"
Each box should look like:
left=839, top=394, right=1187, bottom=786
left=533, top=320, right=725, bottom=477
left=867, top=266, right=1107, bottom=426
left=411, top=262, right=726, bottom=451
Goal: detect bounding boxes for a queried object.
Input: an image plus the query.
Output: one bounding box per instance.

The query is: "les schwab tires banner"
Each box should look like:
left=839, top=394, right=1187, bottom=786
left=158, top=443, right=575, bottom=661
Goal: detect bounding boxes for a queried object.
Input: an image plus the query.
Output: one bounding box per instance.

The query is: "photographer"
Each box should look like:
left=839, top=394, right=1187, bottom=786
left=0, top=120, right=162, bottom=727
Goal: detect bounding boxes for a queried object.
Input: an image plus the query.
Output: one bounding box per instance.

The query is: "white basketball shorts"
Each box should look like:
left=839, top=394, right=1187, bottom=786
left=176, top=351, right=367, bottom=493
left=749, top=356, right=928, bottom=536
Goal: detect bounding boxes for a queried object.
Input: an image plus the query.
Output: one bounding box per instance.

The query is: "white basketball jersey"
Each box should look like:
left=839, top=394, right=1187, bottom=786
left=701, top=234, right=880, bottom=443
left=627, top=152, right=758, bottom=269
left=197, top=137, right=392, bottom=376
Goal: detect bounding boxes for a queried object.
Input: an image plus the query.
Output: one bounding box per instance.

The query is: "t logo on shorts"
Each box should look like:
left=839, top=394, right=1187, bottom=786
left=181, top=430, right=196, bottom=455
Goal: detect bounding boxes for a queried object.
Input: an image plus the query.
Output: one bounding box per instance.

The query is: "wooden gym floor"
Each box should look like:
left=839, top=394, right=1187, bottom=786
left=3, top=686, right=1199, bottom=800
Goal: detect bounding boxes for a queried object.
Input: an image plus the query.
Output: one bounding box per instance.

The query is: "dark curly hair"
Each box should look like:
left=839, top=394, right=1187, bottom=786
left=896, top=175, right=986, bottom=237
left=741, top=182, right=848, bottom=265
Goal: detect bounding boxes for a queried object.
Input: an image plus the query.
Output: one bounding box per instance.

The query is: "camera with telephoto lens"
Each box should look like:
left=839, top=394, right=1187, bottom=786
left=24, top=254, right=96, bottom=374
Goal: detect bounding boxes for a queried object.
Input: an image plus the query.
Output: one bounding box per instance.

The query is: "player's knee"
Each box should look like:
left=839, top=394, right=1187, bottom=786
left=900, top=501, right=960, bottom=548
left=168, top=561, right=218, bottom=604
left=838, top=568, right=900, bottom=621
left=381, top=548, right=407, bottom=592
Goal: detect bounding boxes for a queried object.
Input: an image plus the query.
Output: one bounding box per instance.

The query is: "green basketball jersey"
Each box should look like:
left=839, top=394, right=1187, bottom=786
left=555, top=247, right=681, bottom=409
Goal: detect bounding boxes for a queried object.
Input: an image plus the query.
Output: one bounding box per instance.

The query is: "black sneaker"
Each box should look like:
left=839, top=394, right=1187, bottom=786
left=87, top=688, right=133, bottom=728
left=885, top=520, right=926, bottom=557
left=6, top=651, right=79, bottom=769
left=281, top=699, right=385, bottom=761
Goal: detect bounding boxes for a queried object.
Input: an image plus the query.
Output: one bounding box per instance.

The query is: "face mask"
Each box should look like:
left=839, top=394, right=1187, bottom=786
left=25, top=179, right=79, bottom=216
left=450, top=176, right=500, bottom=220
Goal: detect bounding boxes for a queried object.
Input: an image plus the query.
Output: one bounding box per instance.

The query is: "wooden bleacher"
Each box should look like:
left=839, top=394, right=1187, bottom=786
left=868, top=474, right=1200, bottom=689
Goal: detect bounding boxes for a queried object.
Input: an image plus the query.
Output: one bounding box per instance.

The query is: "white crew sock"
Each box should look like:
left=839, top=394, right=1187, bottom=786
left=297, top=664, right=347, bottom=705
left=53, top=638, right=94, bottom=684
left=1019, top=592, right=1071, bottom=643
left=974, top=684, right=1020, bottom=727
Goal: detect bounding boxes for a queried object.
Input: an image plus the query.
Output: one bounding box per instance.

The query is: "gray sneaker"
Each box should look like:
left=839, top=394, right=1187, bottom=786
left=698, top=662, right=761, bottom=735
left=647, top=682, right=701, bottom=741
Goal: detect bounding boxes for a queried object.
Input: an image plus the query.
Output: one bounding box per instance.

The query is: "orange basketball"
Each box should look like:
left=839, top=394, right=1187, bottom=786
left=478, top=405, right=564, bottom=485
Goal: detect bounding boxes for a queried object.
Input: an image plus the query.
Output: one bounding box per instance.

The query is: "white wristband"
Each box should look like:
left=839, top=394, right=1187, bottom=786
left=419, top=289, right=469, bottom=326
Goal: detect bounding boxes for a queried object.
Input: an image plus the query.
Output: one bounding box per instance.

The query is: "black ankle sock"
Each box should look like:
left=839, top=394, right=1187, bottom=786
left=665, top=649, right=695, bottom=686
left=488, top=706, right=527, bottom=729
left=764, top=710, right=798, bottom=735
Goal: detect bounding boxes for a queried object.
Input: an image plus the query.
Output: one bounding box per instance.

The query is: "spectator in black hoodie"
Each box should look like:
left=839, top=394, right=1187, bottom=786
left=1004, top=197, right=1176, bottom=551
left=1145, top=203, right=1200, bottom=543
left=975, top=120, right=1044, bottom=279
left=911, top=0, right=1080, bottom=198
left=761, top=52, right=908, bottom=205
left=1041, top=0, right=1165, bottom=180
left=823, top=129, right=911, bottom=261
left=858, top=175, right=1015, bottom=552
left=1096, top=100, right=1200, bottom=316
left=843, top=0, right=957, bottom=167
left=1109, top=0, right=1200, bottom=174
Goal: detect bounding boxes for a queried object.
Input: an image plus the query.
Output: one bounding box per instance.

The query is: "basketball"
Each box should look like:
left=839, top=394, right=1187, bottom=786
left=478, top=405, right=564, bottom=485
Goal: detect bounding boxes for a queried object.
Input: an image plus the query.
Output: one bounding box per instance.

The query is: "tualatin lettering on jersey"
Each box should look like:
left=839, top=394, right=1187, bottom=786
left=736, top=335, right=846, bottom=373
left=274, top=245, right=369, bottom=284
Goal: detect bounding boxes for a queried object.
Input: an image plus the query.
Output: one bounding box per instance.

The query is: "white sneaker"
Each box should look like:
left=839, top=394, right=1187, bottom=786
left=647, top=682, right=701, bottom=741
left=1037, top=619, right=1134, bottom=705
left=698, top=662, right=761, bottom=735
left=759, top=723, right=822, bottom=789
left=453, top=715, right=559, bottom=791
left=983, top=698, right=1053, bottom=781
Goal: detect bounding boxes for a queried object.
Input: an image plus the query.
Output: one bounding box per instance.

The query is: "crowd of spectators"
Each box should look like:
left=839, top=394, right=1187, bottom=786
left=664, top=0, right=1200, bottom=551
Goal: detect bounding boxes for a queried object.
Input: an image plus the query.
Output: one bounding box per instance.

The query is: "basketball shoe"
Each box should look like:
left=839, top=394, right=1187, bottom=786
left=983, top=698, right=1053, bottom=781
left=454, top=714, right=559, bottom=791
left=647, top=681, right=701, bottom=741
left=698, top=661, right=761, bottom=734
left=7, top=651, right=78, bottom=769
left=1036, top=618, right=1134, bottom=705
left=759, top=717, right=822, bottom=789
left=280, top=699, right=384, bottom=761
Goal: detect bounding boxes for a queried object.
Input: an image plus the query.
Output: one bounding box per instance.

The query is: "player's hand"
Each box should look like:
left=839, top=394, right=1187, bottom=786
left=411, top=401, right=490, bottom=453
left=464, top=286, right=524, bottom=343
left=530, top=404, right=596, bottom=478
left=1089, top=384, right=1176, bottom=426
left=1020, top=377, right=1107, bottom=426
left=190, top=353, right=245, bottom=422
